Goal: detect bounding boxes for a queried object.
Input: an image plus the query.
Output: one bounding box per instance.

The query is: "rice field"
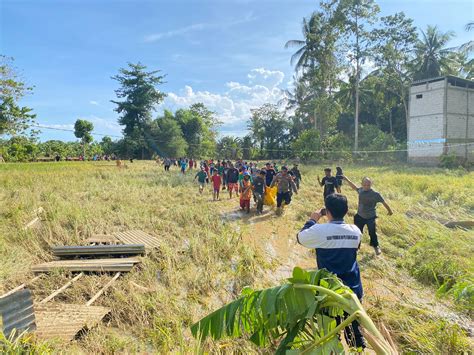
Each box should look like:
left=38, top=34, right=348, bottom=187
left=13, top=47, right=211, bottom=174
left=0, top=161, right=472, bottom=353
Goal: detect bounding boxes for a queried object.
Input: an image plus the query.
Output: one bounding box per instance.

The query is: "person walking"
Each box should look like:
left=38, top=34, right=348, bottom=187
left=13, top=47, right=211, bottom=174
left=226, top=163, right=240, bottom=198
left=343, top=176, right=393, bottom=255
left=290, top=164, right=302, bottom=189
left=270, top=166, right=297, bottom=215
left=240, top=173, right=253, bottom=213
left=194, top=167, right=208, bottom=194
left=317, top=168, right=340, bottom=199
left=264, top=163, right=276, bottom=187
left=297, top=193, right=366, bottom=351
left=252, top=170, right=266, bottom=214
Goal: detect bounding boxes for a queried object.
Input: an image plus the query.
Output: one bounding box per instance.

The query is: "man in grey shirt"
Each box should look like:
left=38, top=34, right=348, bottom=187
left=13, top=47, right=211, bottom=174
left=343, top=176, right=393, bottom=255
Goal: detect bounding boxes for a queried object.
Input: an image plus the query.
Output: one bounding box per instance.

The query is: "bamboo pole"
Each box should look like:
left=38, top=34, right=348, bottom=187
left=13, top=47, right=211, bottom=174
left=39, top=272, right=84, bottom=304
left=86, top=272, right=121, bottom=306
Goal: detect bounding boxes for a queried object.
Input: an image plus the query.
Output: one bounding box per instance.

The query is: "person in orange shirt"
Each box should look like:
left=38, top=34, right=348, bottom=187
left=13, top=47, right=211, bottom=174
left=240, top=173, right=253, bottom=213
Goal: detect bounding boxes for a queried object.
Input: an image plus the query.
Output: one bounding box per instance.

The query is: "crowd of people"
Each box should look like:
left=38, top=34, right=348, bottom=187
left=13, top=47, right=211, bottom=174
left=159, top=156, right=393, bottom=352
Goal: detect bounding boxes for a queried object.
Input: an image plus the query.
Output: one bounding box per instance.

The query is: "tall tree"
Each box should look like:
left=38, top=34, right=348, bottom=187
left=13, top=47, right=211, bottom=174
left=372, top=12, right=418, bottom=139
left=74, top=119, right=94, bottom=157
left=248, top=104, right=290, bottom=159
left=412, top=25, right=455, bottom=80
left=0, top=56, right=36, bottom=136
left=217, top=136, right=241, bottom=159
left=111, top=62, right=166, bottom=159
left=338, top=0, right=380, bottom=151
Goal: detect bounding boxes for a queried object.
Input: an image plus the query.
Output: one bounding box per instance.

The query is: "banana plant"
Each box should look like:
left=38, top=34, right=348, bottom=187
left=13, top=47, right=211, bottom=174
left=191, top=267, right=396, bottom=354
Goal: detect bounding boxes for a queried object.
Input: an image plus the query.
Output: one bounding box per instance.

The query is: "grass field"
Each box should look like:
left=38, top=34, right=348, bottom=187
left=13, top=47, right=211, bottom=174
left=0, top=161, right=472, bottom=353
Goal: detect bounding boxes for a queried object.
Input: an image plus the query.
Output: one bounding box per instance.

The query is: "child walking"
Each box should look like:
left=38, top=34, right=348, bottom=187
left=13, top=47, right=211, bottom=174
left=211, top=170, right=222, bottom=201
left=194, top=167, right=208, bottom=194
left=240, top=173, right=253, bottom=213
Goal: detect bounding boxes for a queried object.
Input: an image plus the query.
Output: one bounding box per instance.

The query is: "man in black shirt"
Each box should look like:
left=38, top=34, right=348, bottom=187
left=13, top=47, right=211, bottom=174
left=265, top=163, right=276, bottom=187
left=318, top=168, right=340, bottom=199
left=253, top=170, right=266, bottom=214
left=290, top=164, right=302, bottom=189
left=226, top=163, right=240, bottom=198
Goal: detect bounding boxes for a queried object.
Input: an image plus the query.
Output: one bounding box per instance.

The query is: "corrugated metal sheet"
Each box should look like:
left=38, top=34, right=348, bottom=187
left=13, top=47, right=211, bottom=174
left=52, top=244, right=145, bottom=257
left=35, top=303, right=110, bottom=341
left=0, top=288, right=36, bottom=338
left=115, top=230, right=160, bottom=250
left=32, top=257, right=140, bottom=273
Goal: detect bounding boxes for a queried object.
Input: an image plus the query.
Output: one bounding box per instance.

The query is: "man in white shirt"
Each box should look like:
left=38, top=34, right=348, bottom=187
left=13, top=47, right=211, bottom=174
left=297, top=193, right=365, bottom=350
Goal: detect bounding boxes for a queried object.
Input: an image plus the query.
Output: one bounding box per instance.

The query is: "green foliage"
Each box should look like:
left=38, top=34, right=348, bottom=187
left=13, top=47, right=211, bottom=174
left=192, top=267, right=395, bottom=354
left=74, top=119, right=94, bottom=156
left=150, top=111, right=188, bottom=157
left=0, top=330, right=53, bottom=354
left=0, top=56, right=36, bottom=136
left=292, top=129, right=321, bottom=160
left=0, top=136, right=38, bottom=162
left=111, top=62, right=166, bottom=158
left=439, top=153, right=463, bottom=169
left=249, top=104, right=290, bottom=159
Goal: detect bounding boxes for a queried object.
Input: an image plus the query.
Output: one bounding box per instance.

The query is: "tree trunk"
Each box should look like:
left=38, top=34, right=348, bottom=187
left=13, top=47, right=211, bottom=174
left=354, top=9, right=360, bottom=152
left=389, top=109, right=393, bottom=134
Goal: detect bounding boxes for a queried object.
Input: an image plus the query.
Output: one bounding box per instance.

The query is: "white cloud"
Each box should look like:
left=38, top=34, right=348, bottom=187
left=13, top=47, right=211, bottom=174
left=39, top=123, right=75, bottom=130
left=144, top=13, right=257, bottom=43
left=89, top=100, right=99, bottom=106
left=161, top=67, right=287, bottom=136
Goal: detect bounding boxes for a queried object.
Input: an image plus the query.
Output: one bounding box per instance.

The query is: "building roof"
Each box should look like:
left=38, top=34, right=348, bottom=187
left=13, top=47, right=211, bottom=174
left=412, top=75, right=474, bottom=89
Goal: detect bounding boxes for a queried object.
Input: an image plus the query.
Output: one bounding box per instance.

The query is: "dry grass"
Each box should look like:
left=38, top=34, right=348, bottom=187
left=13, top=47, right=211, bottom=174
left=0, top=161, right=472, bottom=353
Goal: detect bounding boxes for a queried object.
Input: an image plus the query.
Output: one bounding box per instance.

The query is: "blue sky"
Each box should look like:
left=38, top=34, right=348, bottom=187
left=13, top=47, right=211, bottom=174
left=1, top=0, right=473, bottom=141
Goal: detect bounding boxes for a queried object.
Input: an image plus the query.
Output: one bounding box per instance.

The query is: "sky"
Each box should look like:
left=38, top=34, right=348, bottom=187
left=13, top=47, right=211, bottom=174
left=1, top=0, right=473, bottom=141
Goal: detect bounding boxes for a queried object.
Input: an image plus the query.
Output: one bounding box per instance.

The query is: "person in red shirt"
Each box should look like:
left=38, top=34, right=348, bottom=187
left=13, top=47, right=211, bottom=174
left=189, top=159, right=194, bottom=170
left=211, top=170, right=222, bottom=201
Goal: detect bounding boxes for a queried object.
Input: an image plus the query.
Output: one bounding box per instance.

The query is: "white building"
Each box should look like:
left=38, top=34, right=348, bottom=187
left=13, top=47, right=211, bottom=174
left=408, top=76, right=474, bottom=165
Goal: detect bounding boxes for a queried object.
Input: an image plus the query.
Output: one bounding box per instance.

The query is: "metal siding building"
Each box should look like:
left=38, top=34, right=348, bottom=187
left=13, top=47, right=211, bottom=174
left=408, top=76, right=474, bottom=165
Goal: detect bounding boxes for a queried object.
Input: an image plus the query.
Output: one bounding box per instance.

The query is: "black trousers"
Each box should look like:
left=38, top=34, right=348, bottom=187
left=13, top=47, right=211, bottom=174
left=354, top=214, right=378, bottom=247
left=276, top=192, right=291, bottom=207
left=164, top=165, right=170, bottom=171
left=254, top=192, right=264, bottom=212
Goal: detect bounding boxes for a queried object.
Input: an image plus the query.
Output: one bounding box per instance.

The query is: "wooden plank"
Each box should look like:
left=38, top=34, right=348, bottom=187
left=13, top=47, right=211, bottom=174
left=0, top=275, right=42, bottom=299
left=86, top=272, right=121, bottom=306
left=32, top=257, right=140, bottom=273
left=115, top=230, right=160, bottom=250
left=38, top=273, right=84, bottom=304
left=34, top=303, right=110, bottom=341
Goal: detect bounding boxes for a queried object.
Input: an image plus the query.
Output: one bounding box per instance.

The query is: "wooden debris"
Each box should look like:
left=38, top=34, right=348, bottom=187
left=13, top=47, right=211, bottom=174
left=32, top=257, right=140, bottom=273
left=38, top=273, right=84, bottom=304
left=443, top=220, right=474, bottom=229
left=23, top=207, right=45, bottom=230
left=86, top=272, right=121, bottom=306
left=34, top=303, right=110, bottom=341
left=0, top=275, right=43, bottom=299
left=115, top=230, right=159, bottom=250
left=52, top=244, right=145, bottom=258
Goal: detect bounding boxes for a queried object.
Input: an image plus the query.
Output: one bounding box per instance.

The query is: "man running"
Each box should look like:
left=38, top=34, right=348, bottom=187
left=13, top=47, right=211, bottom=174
left=318, top=168, right=340, bottom=199
left=194, top=167, right=208, bottom=194
left=297, top=194, right=366, bottom=350
left=270, top=166, right=298, bottom=214
left=343, top=176, right=393, bottom=255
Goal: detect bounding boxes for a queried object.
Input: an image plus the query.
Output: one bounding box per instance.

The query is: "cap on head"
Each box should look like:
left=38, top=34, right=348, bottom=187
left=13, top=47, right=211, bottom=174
left=281, top=166, right=288, bottom=171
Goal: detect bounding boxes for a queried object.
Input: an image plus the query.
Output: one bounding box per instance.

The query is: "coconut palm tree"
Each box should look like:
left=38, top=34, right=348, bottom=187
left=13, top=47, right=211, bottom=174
left=412, top=25, right=455, bottom=80
left=284, top=13, right=321, bottom=72
left=459, top=22, right=474, bottom=53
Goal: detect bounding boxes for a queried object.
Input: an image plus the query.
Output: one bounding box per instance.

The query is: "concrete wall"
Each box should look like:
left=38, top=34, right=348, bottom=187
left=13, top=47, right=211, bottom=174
left=408, top=80, right=445, bottom=161
left=446, top=84, right=474, bottom=160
